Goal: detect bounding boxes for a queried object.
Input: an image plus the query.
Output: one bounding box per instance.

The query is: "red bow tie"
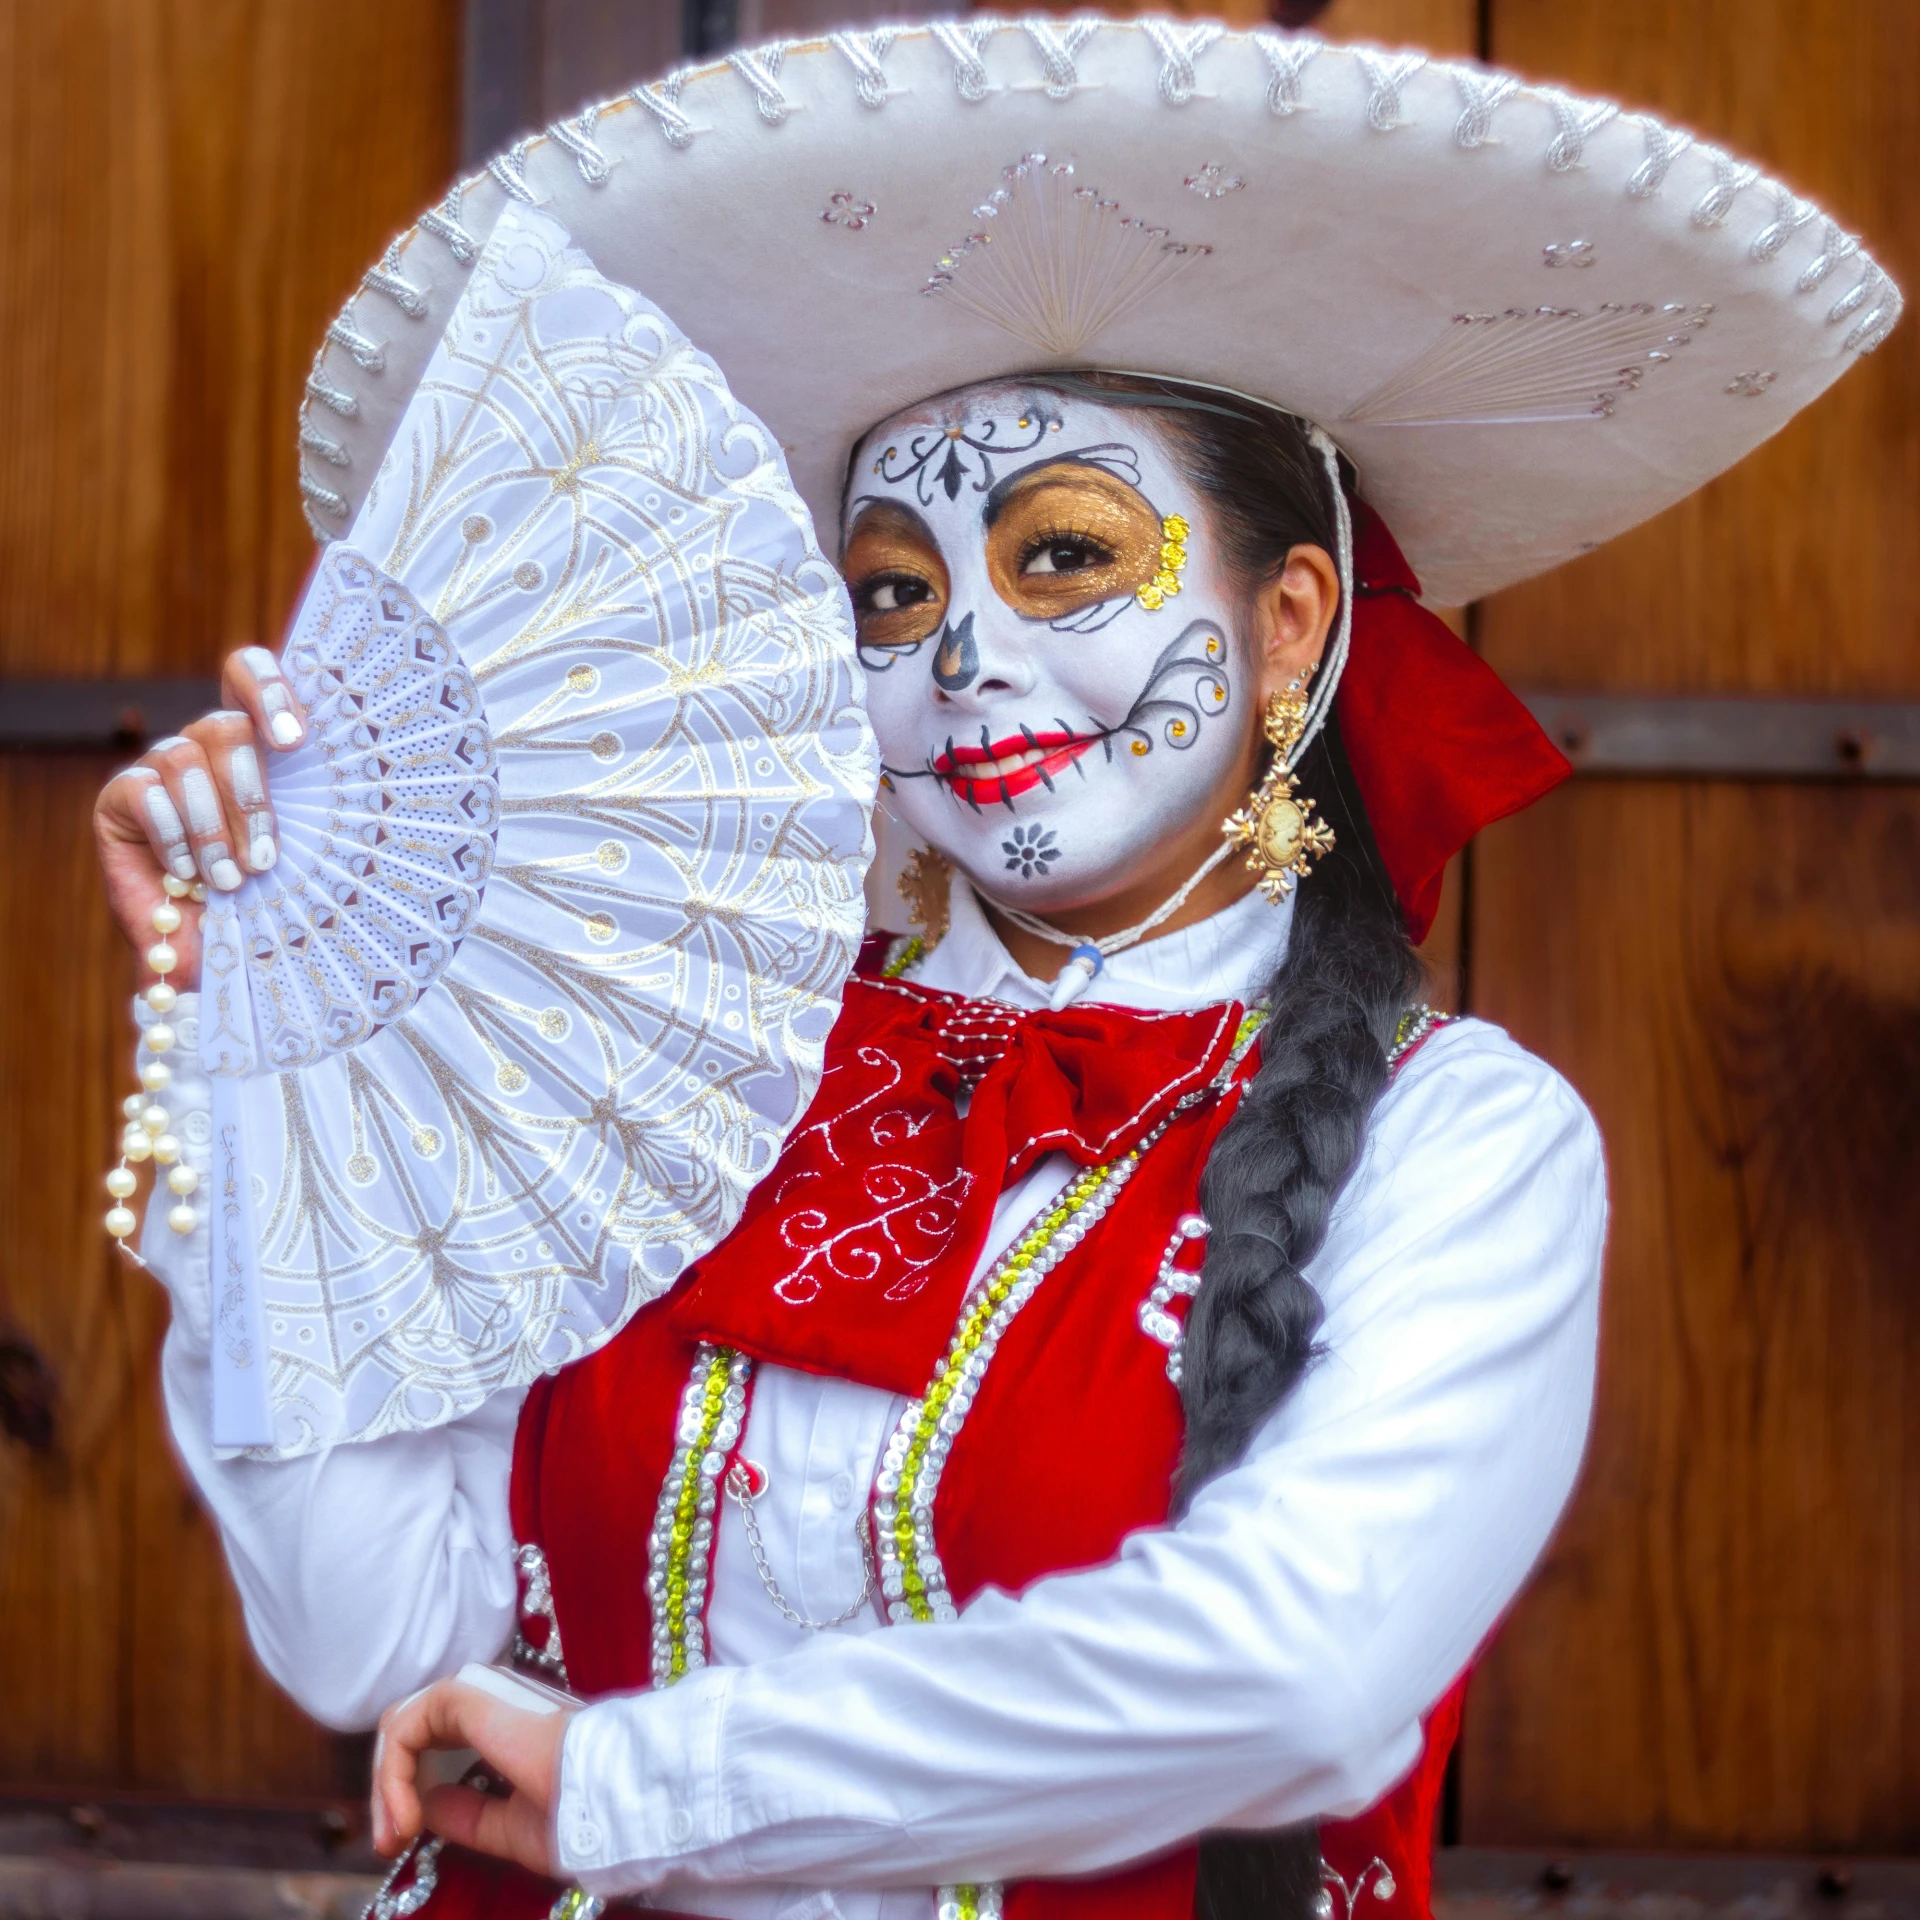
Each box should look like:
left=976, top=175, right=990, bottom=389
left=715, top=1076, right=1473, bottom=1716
left=670, top=976, right=1245, bottom=1394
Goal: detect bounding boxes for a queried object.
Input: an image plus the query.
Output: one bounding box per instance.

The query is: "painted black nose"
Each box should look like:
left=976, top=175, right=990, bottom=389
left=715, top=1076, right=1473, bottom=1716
left=932, top=612, right=979, bottom=692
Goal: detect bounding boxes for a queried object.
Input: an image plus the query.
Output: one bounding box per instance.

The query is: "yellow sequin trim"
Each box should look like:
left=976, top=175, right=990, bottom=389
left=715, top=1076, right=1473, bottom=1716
left=881, top=934, right=925, bottom=979
left=647, top=1344, right=749, bottom=1685
left=937, top=1884, right=1004, bottom=1920
left=875, top=1157, right=1135, bottom=1624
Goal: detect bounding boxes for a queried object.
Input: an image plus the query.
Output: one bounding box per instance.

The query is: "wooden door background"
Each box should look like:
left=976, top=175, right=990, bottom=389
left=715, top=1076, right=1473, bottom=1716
left=0, top=0, right=1912, bottom=1857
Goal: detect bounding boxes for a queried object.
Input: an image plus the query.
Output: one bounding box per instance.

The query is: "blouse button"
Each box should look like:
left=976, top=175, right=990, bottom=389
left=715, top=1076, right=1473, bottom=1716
left=667, top=1807, right=695, bottom=1845
left=570, top=1816, right=603, bottom=1860
left=829, top=1472, right=856, bottom=1509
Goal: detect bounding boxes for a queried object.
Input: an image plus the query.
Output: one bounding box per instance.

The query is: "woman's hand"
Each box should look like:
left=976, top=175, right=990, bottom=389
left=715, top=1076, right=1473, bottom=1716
left=91, top=648, right=309, bottom=975
left=372, top=1671, right=574, bottom=1877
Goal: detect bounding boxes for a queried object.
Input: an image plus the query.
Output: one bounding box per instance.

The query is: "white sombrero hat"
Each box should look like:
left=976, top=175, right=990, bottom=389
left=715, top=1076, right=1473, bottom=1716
left=299, top=16, right=1898, bottom=610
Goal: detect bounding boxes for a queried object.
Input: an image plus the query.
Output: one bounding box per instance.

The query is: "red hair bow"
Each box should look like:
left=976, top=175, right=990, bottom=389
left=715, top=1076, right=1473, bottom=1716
left=1335, top=500, right=1571, bottom=943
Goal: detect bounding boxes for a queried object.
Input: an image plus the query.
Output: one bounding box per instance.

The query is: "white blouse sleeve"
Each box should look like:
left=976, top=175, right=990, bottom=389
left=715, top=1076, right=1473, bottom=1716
left=554, top=1018, right=1607, bottom=1897
left=141, top=995, right=521, bottom=1732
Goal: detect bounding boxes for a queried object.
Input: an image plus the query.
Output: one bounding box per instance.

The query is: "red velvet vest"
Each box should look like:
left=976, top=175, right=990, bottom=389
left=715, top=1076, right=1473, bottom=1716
left=386, top=972, right=1463, bottom=1920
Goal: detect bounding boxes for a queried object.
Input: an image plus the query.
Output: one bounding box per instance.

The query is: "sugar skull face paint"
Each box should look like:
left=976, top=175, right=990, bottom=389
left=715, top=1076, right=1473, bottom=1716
left=845, top=382, right=1251, bottom=911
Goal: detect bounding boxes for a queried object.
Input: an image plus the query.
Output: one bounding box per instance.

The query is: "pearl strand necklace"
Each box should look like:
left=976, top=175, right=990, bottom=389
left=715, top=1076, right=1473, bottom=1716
left=103, top=874, right=207, bottom=1248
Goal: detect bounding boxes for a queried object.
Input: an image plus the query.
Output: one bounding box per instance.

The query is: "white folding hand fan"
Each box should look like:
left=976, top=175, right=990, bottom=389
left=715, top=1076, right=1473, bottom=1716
left=198, top=203, right=874, bottom=1455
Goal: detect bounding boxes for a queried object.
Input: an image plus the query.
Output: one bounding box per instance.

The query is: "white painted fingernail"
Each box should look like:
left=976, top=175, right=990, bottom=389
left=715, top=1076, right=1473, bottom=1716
left=269, top=711, right=303, bottom=747
left=248, top=830, right=278, bottom=873
left=171, top=853, right=199, bottom=882
left=150, top=736, right=191, bottom=753
left=243, top=646, right=283, bottom=681
left=180, top=766, right=223, bottom=837
left=210, top=857, right=244, bottom=892
left=230, top=745, right=265, bottom=811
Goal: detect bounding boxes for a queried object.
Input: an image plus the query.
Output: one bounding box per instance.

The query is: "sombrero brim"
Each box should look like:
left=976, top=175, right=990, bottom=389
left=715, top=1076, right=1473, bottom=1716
left=298, top=17, right=1899, bottom=608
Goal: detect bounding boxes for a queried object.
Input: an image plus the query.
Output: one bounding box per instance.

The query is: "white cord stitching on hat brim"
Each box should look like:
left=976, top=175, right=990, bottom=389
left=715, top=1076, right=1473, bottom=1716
left=295, top=20, right=1904, bottom=542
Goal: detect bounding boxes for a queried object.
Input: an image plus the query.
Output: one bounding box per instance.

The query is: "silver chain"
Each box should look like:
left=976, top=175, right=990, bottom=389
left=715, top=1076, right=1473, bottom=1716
left=725, top=1460, right=876, bottom=1631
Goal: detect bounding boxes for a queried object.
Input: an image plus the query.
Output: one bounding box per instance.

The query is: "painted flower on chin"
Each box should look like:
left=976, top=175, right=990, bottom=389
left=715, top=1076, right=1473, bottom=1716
left=845, top=383, right=1248, bottom=914
left=1002, top=824, right=1061, bottom=881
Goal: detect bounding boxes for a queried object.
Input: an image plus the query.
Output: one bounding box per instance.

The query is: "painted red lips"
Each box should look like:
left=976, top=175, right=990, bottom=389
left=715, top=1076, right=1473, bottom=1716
left=932, top=730, right=1100, bottom=805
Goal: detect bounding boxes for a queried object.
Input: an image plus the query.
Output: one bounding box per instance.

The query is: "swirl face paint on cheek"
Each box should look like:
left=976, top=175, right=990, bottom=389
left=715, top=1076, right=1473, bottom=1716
left=847, top=384, right=1245, bottom=909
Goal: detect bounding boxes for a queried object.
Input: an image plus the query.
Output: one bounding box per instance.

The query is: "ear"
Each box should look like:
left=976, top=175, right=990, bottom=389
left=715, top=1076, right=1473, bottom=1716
left=1249, top=544, right=1340, bottom=702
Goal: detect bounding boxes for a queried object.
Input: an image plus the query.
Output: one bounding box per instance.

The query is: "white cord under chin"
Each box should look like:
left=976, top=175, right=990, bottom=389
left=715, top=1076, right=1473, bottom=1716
left=978, top=841, right=1241, bottom=1006
left=982, top=839, right=1235, bottom=959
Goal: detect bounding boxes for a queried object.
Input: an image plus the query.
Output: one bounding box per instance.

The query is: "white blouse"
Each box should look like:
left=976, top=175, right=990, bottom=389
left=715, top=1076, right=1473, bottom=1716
left=144, top=881, right=1605, bottom=1919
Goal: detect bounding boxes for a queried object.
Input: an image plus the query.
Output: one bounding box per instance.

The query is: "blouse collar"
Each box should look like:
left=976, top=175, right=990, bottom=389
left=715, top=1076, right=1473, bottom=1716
left=912, top=876, right=1294, bottom=1014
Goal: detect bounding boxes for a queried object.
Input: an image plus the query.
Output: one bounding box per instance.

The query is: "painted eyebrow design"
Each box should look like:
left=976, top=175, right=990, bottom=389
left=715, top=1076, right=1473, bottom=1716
left=980, top=446, right=1149, bottom=527
left=845, top=496, right=939, bottom=538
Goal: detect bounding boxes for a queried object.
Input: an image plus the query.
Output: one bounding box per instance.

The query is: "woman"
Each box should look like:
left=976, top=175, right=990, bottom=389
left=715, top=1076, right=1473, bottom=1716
left=89, top=21, right=1892, bottom=1920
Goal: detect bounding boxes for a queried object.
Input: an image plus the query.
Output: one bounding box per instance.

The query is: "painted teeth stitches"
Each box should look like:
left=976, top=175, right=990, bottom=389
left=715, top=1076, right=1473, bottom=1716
left=647, top=1344, right=751, bottom=1685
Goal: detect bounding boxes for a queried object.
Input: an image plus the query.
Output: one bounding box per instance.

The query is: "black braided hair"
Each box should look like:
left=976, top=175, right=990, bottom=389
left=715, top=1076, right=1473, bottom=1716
left=1033, top=374, right=1424, bottom=1920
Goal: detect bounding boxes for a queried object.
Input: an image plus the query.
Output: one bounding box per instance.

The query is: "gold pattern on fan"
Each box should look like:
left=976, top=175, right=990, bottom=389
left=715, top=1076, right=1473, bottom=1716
left=1221, top=680, right=1336, bottom=903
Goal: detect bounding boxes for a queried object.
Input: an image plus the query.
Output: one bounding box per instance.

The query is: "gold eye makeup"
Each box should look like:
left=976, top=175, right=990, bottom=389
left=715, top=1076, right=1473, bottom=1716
left=844, top=505, right=950, bottom=652
left=985, top=466, right=1167, bottom=621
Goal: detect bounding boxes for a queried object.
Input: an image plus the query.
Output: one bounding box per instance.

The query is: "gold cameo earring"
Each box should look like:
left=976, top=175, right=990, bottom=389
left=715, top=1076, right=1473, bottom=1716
left=1222, top=674, right=1337, bottom=902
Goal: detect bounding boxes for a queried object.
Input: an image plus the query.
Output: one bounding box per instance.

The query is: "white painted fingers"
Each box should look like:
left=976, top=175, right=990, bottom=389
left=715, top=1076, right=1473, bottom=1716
left=142, top=713, right=269, bottom=893
left=228, top=741, right=277, bottom=873
left=117, top=768, right=199, bottom=883
left=97, top=647, right=299, bottom=930
left=236, top=645, right=308, bottom=750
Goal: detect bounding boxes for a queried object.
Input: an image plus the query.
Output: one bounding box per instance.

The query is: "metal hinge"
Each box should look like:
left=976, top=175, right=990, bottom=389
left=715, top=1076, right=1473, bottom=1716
left=1521, top=693, right=1920, bottom=780
left=0, top=679, right=220, bottom=751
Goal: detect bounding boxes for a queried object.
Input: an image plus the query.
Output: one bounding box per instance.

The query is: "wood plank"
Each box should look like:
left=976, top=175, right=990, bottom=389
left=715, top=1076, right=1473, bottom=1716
left=1464, top=779, right=1920, bottom=1851
left=1313, top=0, right=1475, bottom=49
left=1478, top=0, right=1920, bottom=696
left=1463, top=0, right=1920, bottom=1854
left=0, top=0, right=460, bottom=679
left=0, top=756, right=142, bottom=1785
left=0, top=0, right=459, bottom=1798
left=993, top=0, right=1476, bottom=50
left=0, top=753, right=343, bottom=1798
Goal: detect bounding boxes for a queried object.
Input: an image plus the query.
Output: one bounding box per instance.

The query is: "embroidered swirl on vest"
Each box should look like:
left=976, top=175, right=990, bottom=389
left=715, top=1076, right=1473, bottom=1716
left=1137, top=1213, right=1210, bottom=1383
left=647, top=1345, right=752, bottom=1686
